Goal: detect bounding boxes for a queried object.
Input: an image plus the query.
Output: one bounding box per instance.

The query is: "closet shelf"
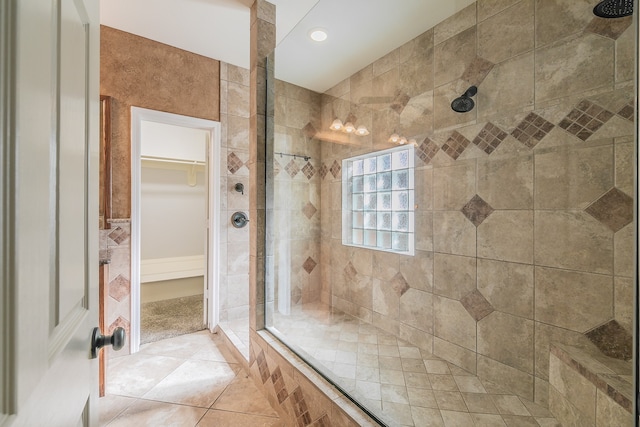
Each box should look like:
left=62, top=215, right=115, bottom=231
left=141, top=155, right=205, bottom=166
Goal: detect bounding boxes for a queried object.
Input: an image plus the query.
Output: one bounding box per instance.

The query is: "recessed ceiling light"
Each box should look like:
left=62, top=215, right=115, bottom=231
left=309, top=28, right=328, bottom=42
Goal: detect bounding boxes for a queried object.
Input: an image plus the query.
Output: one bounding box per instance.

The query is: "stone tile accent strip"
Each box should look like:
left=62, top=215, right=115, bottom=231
left=318, top=163, right=328, bottom=179
left=585, top=320, right=632, bottom=361
left=558, top=100, right=614, bottom=141
left=302, top=162, right=316, bottom=179
left=303, top=257, right=317, bottom=274
left=442, top=131, right=471, bottom=160
left=302, top=202, right=317, bottom=219
left=461, top=194, right=494, bottom=227
left=472, top=122, right=508, bottom=155
left=109, top=315, right=130, bottom=335
left=303, top=122, right=318, bottom=139
left=416, top=138, right=440, bottom=165
left=460, top=290, right=494, bottom=321
left=227, top=151, right=244, bottom=174
left=291, top=387, right=312, bottom=426
left=344, top=262, right=358, bottom=281
left=391, top=272, right=410, bottom=297
left=330, top=160, right=341, bottom=179
left=257, top=350, right=270, bottom=384
left=617, top=102, right=634, bottom=122
left=109, top=274, right=130, bottom=302
left=108, top=226, right=130, bottom=245
left=271, top=367, right=289, bottom=404
left=511, top=112, right=554, bottom=148
left=585, top=187, right=634, bottom=232
left=273, top=158, right=281, bottom=177
left=585, top=16, right=633, bottom=40
left=285, top=159, right=300, bottom=178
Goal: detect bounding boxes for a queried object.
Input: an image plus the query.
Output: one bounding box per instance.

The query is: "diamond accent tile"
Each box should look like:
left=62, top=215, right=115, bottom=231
left=585, top=320, right=632, bottom=361
left=303, top=257, right=317, bottom=274
left=227, top=152, right=244, bottom=174
left=511, top=112, right=555, bottom=148
left=108, top=274, right=130, bottom=302
left=441, top=131, right=471, bottom=160
left=472, top=123, right=508, bottom=155
left=390, top=90, right=411, bottom=114
left=108, top=226, right=130, bottom=245
left=291, top=387, right=311, bottom=425
left=617, top=102, right=634, bottom=122
left=330, top=160, right=341, bottom=179
left=302, top=202, right=317, bottom=219
left=558, top=100, right=614, bottom=141
left=416, top=138, right=440, bottom=165
left=461, top=195, right=494, bottom=227
left=461, top=56, right=495, bottom=86
left=391, top=272, right=410, bottom=297
left=292, top=287, right=302, bottom=305
left=256, top=350, right=270, bottom=384
left=285, top=159, right=300, bottom=178
left=319, top=163, right=328, bottom=179
left=303, top=122, right=318, bottom=139
left=461, top=290, right=494, bottom=321
left=310, top=414, right=331, bottom=427
left=585, top=187, right=634, bottom=232
left=302, top=162, right=316, bottom=179
left=273, top=159, right=281, bottom=177
left=344, top=262, right=358, bottom=281
left=271, top=367, right=289, bottom=404
left=586, top=15, right=632, bottom=40
left=109, top=316, right=130, bottom=335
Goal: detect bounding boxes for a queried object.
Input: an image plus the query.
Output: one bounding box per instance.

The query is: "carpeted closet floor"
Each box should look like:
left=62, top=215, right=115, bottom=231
left=140, top=294, right=206, bottom=345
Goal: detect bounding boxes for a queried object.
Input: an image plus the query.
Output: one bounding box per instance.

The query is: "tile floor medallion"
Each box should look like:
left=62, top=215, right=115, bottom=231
left=272, top=302, right=561, bottom=427
left=99, top=331, right=282, bottom=426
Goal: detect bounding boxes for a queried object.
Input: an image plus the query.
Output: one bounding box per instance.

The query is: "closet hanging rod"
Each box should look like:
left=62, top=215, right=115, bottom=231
left=140, top=155, right=205, bottom=166
left=274, top=152, right=311, bottom=162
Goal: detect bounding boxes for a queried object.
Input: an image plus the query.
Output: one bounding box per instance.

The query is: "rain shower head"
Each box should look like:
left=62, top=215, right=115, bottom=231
left=593, top=0, right=633, bottom=18
left=451, top=86, right=477, bottom=113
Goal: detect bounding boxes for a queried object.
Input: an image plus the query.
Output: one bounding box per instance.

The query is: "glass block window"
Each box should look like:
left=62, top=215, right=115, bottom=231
left=342, top=145, right=415, bottom=255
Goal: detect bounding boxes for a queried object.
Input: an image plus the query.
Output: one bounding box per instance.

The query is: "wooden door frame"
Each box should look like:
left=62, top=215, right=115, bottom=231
left=130, top=107, right=221, bottom=353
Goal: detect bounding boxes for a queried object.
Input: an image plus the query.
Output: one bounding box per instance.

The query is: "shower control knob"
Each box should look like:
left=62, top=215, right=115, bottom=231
left=90, top=326, right=126, bottom=359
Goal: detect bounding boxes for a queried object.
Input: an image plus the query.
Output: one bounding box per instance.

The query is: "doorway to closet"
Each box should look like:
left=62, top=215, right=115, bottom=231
left=131, top=107, right=221, bottom=353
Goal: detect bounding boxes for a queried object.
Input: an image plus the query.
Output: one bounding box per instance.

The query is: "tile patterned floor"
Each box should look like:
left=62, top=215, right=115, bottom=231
left=100, top=331, right=283, bottom=426
left=272, top=302, right=561, bottom=427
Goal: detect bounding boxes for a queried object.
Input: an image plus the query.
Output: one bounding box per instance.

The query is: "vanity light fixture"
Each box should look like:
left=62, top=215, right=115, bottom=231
left=330, top=118, right=370, bottom=136
left=309, top=28, right=328, bottom=42
left=389, top=133, right=417, bottom=146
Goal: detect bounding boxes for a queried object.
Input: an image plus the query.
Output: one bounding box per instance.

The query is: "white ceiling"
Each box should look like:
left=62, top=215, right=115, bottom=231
left=100, top=0, right=476, bottom=93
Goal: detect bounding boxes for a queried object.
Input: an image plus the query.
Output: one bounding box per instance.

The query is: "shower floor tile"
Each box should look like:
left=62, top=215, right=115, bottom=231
left=272, top=302, right=559, bottom=427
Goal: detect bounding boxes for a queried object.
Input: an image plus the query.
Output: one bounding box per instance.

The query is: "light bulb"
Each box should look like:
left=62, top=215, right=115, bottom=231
left=344, top=122, right=356, bottom=133
left=309, top=28, right=328, bottom=42
left=330, top=119, right=343, bottom=131
left=399, top=137, right=407, bottom=145
left=356, top=125, right=369, bottom=136
left=409, top=139, right=417, bottom=146
left=389, top=133, right=400, bottom=143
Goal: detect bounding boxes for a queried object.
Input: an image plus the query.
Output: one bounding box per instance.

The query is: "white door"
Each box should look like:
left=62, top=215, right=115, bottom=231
left=1, top=0, right=101, bottom=426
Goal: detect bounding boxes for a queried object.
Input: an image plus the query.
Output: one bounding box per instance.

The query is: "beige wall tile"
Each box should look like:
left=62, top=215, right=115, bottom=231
left=433, top=253, right=476, bottom=300
left=549, top=385, right=595, bottom=427
left=434, top=27, right=477, bottom=87
left=615, top=26, right=635, bottom=83
left=534, top=211, right=613, bottom=274
left=433, top=211, right=477, bottom=257
left=478, top=0, right=521, bottom=22
left=434, top=3, right=477, bottom=45
left=477, top=210, right=533, bottom=264
left=477, top=355, right=534, bottom=400
left=433, top=80, right=478, bottom=130
left=415, top=168, right=434, bottom=210
left=477, top=154, right=533, bottom=209
left=596, top=389, right=633, bottom=426
left=434, top=295, right=476, bottom=351
left=534, top=322, right=587, bottom=380
left=534, top=144, right=614, bottom=210
left=477, top=259, right=533, bottom=319
left=415, top=212, right=434, bottom=252
left=433, top=337, right=477, bottom=374
left=549, top=354, right=596, bottom=424
left=400, top=91, right=434, bottom=136
left=614, top=224, right=633, bottom=278
left=535, top=267, right=613, bottom=333
left=614, top=276, right=633, bottom=333
left=373, top=278, right=399, bottom=318
left=535, top=0, right=595, bottom=48
left=433, top=161, right=477, bottom=210
left=477, top=52, right=534, bottom=120
left=400, top=250, right=434, bottom=292
left=478, top=311, right=534, bottom=374
left=478, top=0, right=534, bottom=64
left=615, top=141, right=634, bottom=196
left=399, top=288, right=433, bottom=333
left=535, top=34, right=614, bottom=103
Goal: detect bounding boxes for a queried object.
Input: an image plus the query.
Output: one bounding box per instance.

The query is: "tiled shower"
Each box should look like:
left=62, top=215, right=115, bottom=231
left=263, top=1, right=635, bottom=426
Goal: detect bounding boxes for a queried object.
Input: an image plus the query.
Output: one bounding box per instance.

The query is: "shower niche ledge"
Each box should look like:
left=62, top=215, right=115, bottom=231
left=548, top=342, right=632, bottom=426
